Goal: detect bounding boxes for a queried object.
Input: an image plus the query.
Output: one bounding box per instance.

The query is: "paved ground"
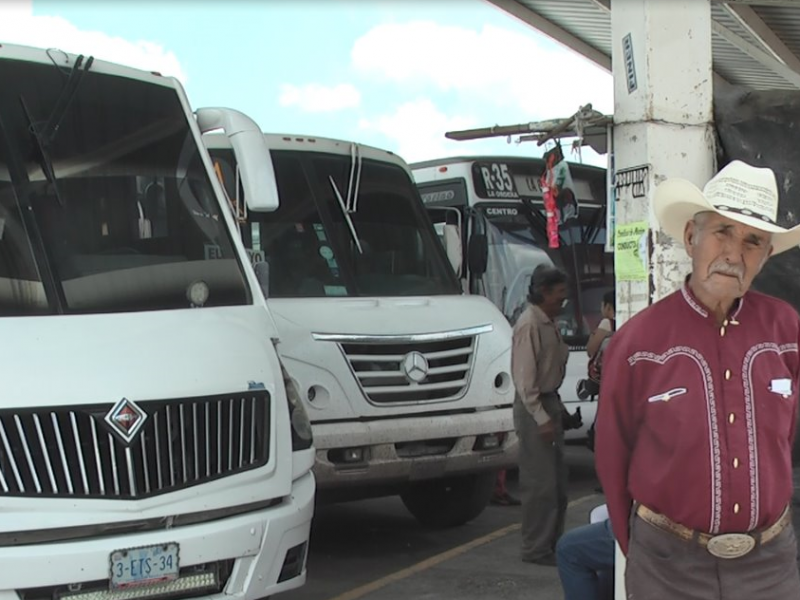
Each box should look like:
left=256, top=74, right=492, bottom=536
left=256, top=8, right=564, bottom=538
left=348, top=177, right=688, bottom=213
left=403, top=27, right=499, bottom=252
left=278, top=444, right=603, bottom=600
left=278, top=446, right=800, bottom=600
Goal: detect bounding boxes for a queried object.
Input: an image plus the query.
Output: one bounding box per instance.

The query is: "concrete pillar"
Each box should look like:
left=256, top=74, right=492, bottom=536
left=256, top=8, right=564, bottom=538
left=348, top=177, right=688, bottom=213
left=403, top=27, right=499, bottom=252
left=609, top=1, right=715, bottom=597
left=611, top=0, right=715, bottom=324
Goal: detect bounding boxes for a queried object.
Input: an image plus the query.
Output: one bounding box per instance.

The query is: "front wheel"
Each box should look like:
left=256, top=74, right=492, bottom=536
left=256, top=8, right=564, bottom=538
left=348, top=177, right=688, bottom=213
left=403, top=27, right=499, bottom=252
left=400, top=471, right=497, bottom=528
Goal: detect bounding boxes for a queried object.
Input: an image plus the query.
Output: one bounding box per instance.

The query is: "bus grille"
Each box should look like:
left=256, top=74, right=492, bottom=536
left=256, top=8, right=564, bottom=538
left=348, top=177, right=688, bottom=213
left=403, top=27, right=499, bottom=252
left=338, top=332, right=482, bottom=404
left=0, top=391, right=270, bottom=499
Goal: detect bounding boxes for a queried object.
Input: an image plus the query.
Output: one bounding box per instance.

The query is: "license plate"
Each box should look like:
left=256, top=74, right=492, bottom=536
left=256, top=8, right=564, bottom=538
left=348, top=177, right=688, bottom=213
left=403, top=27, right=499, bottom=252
left=110, top=543, right=180, bottom=590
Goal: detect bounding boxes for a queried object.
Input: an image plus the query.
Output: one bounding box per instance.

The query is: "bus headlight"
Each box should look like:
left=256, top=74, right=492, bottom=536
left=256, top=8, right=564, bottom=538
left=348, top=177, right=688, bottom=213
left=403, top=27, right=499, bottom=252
left=281, top=365, right=314, bottom=451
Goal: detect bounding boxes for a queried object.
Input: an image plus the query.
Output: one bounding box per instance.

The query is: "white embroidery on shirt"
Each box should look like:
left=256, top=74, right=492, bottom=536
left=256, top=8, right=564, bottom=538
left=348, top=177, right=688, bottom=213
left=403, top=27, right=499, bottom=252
left=742, top=342, right=799, bottom=531
left=681, top=286, right=709, bottom=318
left=647, top=387, right=688, bottom=403
left=629, top=346, right=721, bottom=533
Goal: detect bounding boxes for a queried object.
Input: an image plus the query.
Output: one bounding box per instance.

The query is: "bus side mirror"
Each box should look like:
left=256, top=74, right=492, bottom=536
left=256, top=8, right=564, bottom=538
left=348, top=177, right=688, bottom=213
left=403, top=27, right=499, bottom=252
left=195, top=107, right=280, bottom=212
left=468, top=233, right=488, bottom=276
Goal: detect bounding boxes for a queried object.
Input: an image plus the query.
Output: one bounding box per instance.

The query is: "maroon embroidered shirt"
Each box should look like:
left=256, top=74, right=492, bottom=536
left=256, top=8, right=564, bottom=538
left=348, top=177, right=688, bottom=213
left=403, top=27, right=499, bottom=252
left=595, top=283, right=800, bottom=555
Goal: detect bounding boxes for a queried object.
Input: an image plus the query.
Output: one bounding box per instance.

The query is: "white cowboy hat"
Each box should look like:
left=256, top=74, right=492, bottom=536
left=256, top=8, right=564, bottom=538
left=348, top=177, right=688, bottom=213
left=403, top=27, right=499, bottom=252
left=654, top=160, right=800, bottom=255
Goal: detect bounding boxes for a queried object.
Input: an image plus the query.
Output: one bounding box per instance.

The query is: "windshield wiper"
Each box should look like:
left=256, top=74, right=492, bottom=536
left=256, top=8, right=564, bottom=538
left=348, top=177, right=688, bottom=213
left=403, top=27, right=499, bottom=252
left=19, top=97, right=64, bottom=206
left=18, top=54, right=94, bottom=207
left=42, top=54, right=94, bottom=145
left=328, top=142, right=364, bottom=254
left=0, top=113, right=66, bottom=313
left=329, top=175, right=364, bottom=255
left=348, top=142, right=363, bottom=213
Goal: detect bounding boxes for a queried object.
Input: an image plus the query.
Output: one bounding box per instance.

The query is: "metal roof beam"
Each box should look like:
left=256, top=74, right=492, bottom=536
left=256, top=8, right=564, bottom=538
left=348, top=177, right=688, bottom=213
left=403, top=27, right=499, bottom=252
left=587, top=0, right=611, bottom=11
left=721, top=3, right=800, bottom=72
left=483, top=0, right=612, bottom=71
left=712, top=19, right=800, bottom=88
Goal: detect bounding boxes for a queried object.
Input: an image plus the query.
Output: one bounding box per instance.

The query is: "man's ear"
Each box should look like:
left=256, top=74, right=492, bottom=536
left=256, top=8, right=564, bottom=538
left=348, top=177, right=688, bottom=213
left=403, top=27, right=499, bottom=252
left=761, top=243, right=774, bottom=268
left=684, top=220, right=696, bottom=256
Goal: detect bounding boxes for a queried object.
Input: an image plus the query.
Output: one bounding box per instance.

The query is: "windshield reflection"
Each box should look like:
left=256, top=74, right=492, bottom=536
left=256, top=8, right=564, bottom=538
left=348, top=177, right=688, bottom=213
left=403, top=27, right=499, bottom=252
left=0, top=56, right=249, bottom=315
left=212, top=149, right=460, bottom=298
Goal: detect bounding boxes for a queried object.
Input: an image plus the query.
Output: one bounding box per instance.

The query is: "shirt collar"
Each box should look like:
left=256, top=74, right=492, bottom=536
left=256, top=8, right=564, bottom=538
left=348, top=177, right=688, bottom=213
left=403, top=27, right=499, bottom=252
left=531, top=304, right=553, bottom=324
left=680, top=275, right=745, bottom=325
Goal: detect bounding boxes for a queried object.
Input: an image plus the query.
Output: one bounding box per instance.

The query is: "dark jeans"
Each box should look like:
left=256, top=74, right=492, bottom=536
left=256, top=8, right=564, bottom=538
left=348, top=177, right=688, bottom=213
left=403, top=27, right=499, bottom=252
left=556, top=519, right=615, bottom=600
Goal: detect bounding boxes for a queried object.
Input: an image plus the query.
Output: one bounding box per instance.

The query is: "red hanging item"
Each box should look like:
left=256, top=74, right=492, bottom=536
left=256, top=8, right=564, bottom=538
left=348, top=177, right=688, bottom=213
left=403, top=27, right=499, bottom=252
left=541, top=152, right=560, bottom=249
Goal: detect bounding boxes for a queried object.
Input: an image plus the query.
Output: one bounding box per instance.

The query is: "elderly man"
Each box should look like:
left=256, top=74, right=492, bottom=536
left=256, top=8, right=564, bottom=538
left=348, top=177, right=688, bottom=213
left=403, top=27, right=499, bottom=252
left=596, top=160, right=800, bottom=599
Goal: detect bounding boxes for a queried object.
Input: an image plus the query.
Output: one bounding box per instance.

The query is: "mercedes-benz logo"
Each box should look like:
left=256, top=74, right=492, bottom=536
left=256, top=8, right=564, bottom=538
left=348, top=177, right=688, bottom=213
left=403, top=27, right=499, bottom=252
left=104, top=397, right=148, bottom=444
left=401, top=351, right=429, bottom=383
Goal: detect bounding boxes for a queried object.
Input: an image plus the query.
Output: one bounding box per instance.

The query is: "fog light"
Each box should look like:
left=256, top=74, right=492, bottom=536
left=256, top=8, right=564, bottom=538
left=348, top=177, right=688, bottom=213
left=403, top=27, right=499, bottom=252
left=278, top=542, right=308, bottom=583
left=328, top=447, right=366, bottom=464
left=343, top=448, right=364, bottom=462
left=475, top=433, right=502, bottom=451
left=494, top=372, right=511, bottom=393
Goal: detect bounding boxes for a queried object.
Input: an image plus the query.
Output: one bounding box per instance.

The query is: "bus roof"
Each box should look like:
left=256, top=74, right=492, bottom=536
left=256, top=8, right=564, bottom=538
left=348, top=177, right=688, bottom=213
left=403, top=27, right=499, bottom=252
left=409, top=155, right=606, bottom=176
left=204, top=132, right=409, bottom=170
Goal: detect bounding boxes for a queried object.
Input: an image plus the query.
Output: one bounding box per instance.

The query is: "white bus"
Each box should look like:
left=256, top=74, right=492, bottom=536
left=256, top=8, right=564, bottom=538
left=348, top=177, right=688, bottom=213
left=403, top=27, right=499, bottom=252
left=204, top=134, right=518, bottom=528
left=411, top=155, right=614, bottom=440
left=0, top=44, right=314, bottom=599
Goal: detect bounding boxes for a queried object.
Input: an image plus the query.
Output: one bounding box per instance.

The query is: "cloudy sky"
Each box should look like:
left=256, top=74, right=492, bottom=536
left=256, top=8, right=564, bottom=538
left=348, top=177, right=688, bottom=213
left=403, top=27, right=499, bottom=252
left=3, top=0, right=613, bottom=166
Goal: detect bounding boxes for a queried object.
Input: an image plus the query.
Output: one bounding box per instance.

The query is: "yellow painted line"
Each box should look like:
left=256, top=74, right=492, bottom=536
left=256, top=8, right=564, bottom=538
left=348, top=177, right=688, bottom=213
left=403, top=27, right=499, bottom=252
left=325, top=493, right=600, bottom=600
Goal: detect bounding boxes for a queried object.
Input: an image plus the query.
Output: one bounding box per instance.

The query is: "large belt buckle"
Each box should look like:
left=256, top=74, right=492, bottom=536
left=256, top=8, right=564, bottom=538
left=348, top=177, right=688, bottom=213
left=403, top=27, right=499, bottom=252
left=706, top=533, right=756, bottom=559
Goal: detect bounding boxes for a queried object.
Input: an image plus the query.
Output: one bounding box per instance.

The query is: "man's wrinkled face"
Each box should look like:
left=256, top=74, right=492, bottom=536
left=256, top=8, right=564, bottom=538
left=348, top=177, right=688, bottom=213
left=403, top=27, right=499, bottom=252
left=684, top=211, right=773, bottom=302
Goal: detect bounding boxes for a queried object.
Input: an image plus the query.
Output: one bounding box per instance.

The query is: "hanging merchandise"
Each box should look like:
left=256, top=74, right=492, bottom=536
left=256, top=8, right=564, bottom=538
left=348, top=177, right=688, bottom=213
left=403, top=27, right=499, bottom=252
left=541, top=144, right=563, bottom=249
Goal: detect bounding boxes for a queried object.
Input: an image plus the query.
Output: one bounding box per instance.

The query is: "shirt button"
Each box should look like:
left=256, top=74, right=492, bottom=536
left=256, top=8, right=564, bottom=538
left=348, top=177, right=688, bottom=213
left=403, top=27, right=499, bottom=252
left=734, top=503, right=740, bottom=514
left=723, top=319, right=729, bottom=326
left=720, top=327, right=726, bottom=337
left=729, top=413, right=735, bottom=424
left=733, top=458, right=739, bottom=468
left=725, top=369, right=731, bottom=380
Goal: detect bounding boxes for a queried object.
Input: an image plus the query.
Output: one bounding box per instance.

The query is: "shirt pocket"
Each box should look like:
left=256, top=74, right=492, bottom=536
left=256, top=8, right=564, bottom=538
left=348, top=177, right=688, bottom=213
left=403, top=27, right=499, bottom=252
left=641, top=385, right=696, bottom=442
left=749, top=361, right=797, bottom=440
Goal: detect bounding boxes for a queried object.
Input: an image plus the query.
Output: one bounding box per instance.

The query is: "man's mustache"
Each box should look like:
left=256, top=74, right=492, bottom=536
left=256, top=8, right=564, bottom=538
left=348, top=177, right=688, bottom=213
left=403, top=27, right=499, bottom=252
left=709, top=261, right=744, bottom=283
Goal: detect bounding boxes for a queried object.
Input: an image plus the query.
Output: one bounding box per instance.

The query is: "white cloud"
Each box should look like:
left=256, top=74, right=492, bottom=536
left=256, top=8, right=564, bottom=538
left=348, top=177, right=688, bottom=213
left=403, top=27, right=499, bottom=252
left=358, top=98, right=480, bottom=163
left=278, top=83, right=361, bottom=113
left=0, top=4, right=187, bottom=82
left=5, top=0, right=32, bottom=19
left=351, top=21, right=612, bottom=119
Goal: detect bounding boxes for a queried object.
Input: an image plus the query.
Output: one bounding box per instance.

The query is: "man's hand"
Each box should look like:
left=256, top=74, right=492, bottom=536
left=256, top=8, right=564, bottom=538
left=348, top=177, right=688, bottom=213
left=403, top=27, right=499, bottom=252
left=562, top=406, right=583, bottom=431
left=538, top=419, right=556, bottom=444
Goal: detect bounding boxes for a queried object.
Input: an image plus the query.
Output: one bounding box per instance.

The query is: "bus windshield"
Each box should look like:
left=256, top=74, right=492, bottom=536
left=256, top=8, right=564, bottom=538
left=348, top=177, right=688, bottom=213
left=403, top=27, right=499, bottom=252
left=0, top=57, right=249, bottom=316
left=479, top=205, right=552, bottom=325
left=213, top=149, right=460, bottom=298
left=480, top=201, right=613, bottom=346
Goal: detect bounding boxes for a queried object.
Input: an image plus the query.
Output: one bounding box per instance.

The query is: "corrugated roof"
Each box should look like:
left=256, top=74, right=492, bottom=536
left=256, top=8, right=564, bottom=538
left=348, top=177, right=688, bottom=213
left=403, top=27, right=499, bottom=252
left=756, top=5, right=800, bottom=59
left=490, top=0, right=800, bottom=91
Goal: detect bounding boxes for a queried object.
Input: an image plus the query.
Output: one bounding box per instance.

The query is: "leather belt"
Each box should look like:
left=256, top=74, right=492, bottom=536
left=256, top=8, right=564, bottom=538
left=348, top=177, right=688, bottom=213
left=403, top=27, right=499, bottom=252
left=636, top=504, right=791, bottom=559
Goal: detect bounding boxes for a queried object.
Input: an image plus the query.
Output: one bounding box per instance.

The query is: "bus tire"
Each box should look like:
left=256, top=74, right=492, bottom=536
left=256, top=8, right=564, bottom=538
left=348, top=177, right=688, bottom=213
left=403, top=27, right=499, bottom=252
left=400, top=471, right=496, bottom=529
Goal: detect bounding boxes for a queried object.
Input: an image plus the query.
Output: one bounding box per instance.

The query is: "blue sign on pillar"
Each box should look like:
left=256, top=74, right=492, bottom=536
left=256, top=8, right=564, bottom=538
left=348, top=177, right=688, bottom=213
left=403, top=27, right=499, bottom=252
left=623, top=33, right=637, bottom=94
